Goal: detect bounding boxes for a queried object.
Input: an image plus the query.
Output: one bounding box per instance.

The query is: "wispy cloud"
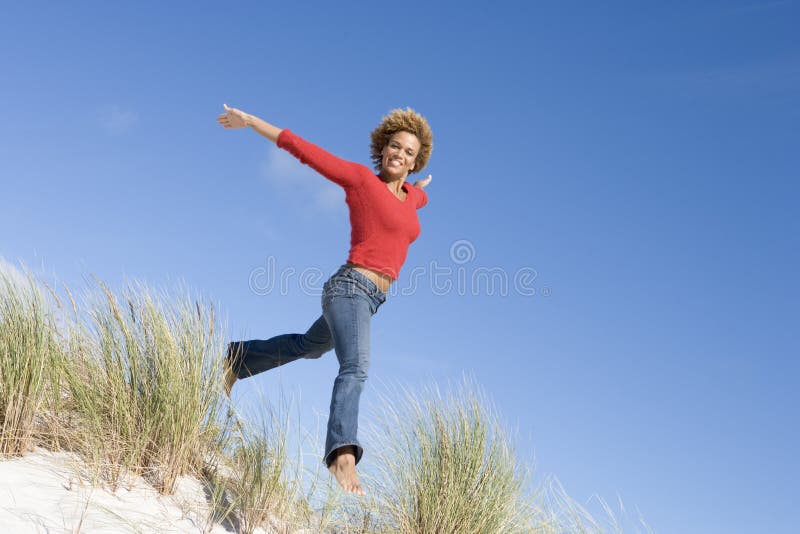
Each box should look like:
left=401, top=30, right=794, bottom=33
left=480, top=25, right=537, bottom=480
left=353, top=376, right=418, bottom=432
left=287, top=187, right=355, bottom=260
left=98, top=105, right=139, bottom=134
left=260, top=145, right=345, bottom=214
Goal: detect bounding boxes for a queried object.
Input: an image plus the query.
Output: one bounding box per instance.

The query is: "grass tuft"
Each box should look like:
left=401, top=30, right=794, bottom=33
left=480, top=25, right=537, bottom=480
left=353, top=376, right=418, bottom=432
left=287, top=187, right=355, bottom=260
left=219, top=406, right=294, bottom=533
left=366, top=377, right=536, bottom=534
left=0, top=265, right=61, bottom=456
left=60, top=279, right=226, bottom=493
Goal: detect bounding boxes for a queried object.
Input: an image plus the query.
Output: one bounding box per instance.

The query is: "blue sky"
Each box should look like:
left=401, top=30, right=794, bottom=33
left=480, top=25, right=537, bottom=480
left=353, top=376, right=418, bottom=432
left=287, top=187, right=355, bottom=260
left=1, top=1, right=798, bottom=532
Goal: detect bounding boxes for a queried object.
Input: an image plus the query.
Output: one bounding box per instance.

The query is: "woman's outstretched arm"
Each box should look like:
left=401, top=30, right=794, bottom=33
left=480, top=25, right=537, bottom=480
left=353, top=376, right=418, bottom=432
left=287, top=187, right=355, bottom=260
left=217, top=104, right=282, bottom=142
left=216, top=103, right=366, bottom=188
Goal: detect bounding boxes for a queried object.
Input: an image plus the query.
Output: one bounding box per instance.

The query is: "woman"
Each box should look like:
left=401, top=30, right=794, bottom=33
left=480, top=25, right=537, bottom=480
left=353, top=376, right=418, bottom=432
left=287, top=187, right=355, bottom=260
left=216, top=104, right=433, bottom=496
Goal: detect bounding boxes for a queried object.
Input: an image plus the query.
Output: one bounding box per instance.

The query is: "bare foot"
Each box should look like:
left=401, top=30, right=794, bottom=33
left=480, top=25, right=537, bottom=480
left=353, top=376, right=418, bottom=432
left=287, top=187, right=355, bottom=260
left=328, top=446, right=365, bottom=496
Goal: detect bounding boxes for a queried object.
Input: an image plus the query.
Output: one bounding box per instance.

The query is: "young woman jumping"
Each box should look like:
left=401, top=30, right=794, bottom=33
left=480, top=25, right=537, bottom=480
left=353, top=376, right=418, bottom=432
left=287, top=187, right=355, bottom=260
left=217, top=104, right=433, bottom=495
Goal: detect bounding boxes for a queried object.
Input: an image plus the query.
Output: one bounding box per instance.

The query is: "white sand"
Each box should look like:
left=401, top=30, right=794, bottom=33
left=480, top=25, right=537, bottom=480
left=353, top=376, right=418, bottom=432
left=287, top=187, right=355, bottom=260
left=0, top=448, right=275, bottom=533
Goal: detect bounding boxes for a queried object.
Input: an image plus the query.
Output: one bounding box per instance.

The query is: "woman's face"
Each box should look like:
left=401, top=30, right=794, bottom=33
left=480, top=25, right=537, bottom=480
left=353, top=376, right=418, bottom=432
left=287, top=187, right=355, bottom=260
left=380, top=131, right=420, bottom=180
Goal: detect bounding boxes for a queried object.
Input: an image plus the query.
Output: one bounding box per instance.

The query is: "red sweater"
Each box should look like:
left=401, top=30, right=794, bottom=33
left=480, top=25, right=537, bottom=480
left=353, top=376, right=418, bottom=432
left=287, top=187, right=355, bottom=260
left=277, top=129, right=428, bottom=280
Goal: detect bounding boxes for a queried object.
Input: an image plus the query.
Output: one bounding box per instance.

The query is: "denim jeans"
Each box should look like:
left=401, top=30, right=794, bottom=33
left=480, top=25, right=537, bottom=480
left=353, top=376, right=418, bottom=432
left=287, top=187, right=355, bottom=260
left=227, top=265, right=387, bottom=467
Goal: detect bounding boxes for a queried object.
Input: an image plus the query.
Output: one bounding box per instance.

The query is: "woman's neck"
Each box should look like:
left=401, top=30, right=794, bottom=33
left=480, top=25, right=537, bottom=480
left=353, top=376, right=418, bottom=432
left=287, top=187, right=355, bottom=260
left=379, top=172, right=406, bottom=193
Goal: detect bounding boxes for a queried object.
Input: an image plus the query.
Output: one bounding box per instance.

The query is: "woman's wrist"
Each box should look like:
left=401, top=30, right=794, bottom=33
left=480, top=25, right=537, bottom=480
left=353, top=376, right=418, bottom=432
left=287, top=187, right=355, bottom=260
left=243, top=113, right=282, bottom=143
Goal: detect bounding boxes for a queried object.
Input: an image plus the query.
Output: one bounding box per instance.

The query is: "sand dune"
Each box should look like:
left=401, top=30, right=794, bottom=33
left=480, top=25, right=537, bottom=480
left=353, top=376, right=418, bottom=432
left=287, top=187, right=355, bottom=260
left=0, top=448, right=286, bottom=533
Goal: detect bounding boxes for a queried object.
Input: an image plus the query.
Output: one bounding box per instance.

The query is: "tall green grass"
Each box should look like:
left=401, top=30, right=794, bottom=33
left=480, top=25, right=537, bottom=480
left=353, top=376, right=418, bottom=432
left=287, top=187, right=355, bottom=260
left=60, top=279, right=227, bottom=492
left=0, top=267, right=60, bottom=456
left=209, top=403, right=297, bottom=533
left=365, top=379, right=536, bottom=533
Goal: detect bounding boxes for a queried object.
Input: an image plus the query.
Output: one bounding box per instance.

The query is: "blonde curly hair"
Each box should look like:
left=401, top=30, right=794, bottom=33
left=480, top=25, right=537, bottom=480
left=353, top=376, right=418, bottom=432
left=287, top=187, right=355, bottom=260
left=369, top=107, right=433, bottom=174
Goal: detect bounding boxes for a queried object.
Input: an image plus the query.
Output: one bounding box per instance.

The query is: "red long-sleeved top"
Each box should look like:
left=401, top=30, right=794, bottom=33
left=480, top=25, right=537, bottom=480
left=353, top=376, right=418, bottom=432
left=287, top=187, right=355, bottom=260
left=277, top=129, right=428, bottom=280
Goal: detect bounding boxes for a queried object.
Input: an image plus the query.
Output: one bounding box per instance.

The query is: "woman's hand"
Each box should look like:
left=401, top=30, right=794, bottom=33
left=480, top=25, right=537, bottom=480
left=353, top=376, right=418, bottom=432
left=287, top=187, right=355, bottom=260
left=217, top=104, right=283, bottom=142
left=217, top=104, right=250, bottom=129
left=413, top=174, right=432, bottom=189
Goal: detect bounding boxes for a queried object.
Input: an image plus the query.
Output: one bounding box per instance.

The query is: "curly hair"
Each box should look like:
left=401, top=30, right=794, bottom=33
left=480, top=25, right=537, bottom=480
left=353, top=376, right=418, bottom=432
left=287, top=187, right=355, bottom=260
left=369, top=108, right=433, bottom=174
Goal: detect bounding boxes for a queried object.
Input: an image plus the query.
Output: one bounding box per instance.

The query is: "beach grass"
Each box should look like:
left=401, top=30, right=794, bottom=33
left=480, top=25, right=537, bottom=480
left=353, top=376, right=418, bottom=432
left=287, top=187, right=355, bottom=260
left=215, top=405, right=297, bottom=533
left=364, top=379, right=538, bottom=533
left=55, top=278, right=227, bottom=493
left=0, top=267, right=61, bottom=456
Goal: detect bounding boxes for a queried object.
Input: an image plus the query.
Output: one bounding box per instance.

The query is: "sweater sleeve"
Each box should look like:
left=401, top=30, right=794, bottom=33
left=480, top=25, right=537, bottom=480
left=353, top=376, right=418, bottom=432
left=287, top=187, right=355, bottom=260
left=276, top=129, right=366, bottom=188
left=412, top=184, right=428, bottom=209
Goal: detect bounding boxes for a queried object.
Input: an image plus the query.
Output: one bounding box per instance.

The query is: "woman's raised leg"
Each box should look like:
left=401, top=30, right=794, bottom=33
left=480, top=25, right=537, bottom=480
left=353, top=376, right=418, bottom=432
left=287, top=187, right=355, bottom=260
left=225, top=314, right=334, bottom=394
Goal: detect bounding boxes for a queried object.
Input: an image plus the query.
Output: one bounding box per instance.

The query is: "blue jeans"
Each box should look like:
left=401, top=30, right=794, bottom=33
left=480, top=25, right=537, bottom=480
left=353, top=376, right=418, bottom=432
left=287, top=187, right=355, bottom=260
left=227, top=265, right=387, bottom=467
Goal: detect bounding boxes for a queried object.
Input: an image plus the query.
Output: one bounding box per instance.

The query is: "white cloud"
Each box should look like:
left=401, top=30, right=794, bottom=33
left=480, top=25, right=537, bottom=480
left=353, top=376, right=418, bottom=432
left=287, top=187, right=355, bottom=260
left=98, top=105, right=139, bottom=134
left=260, top=145, right=345, bottom=213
